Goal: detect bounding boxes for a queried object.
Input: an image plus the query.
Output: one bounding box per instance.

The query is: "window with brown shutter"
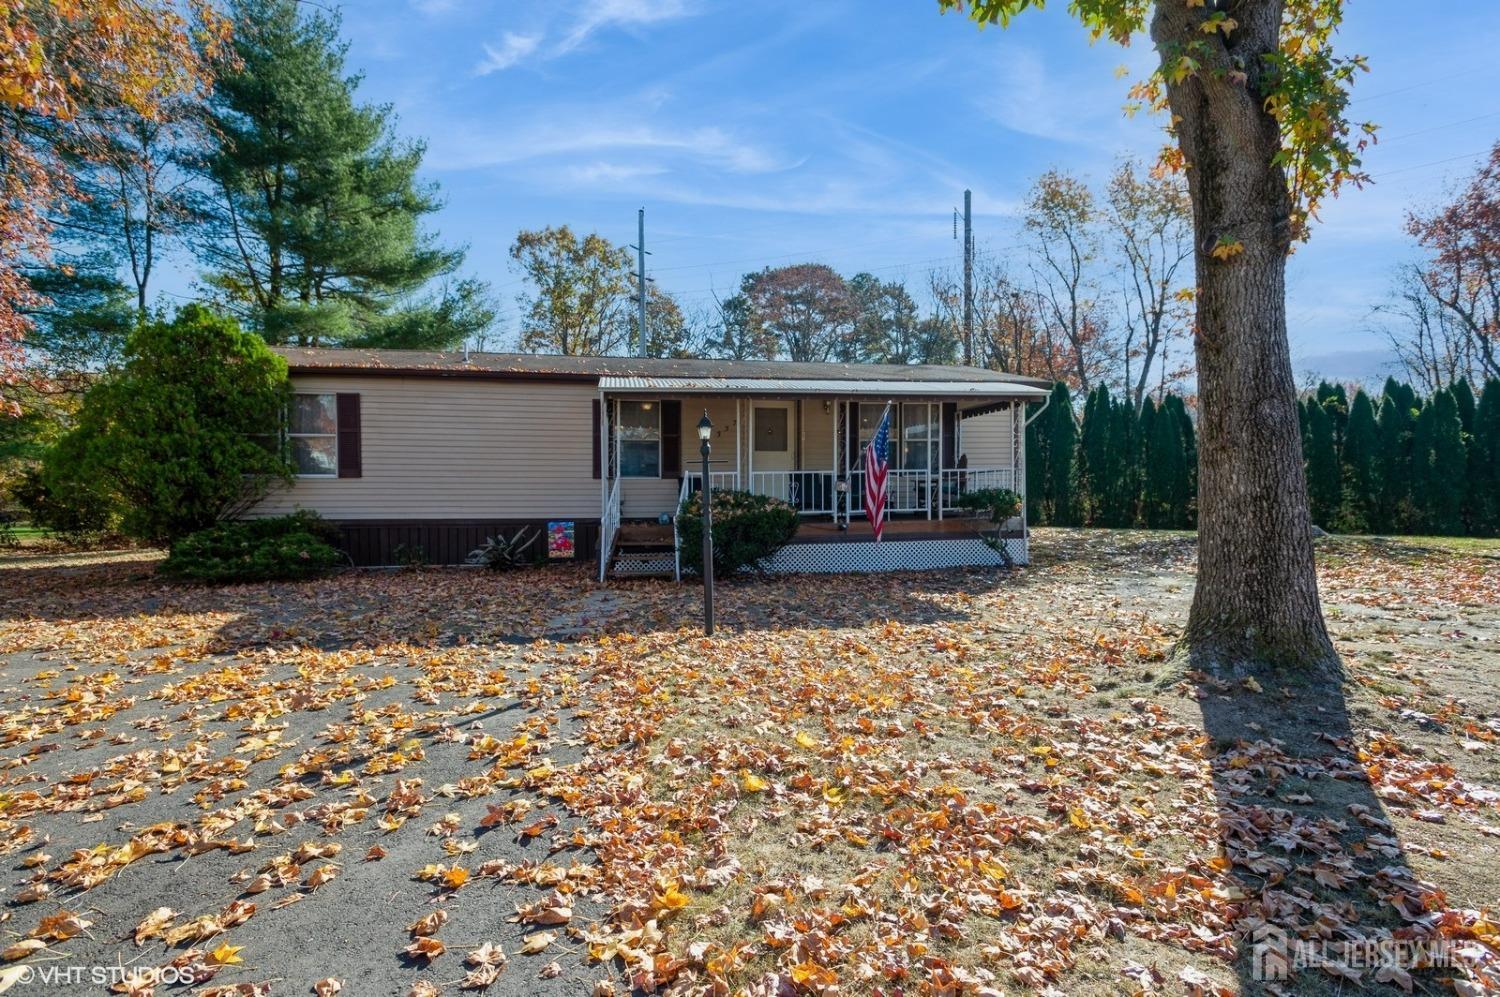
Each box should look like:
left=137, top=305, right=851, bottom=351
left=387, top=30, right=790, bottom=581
left=659, top=400, right=682, bottom=478
left=942, top=402, right=958, bottom=468
left=336, top=393, right=361, bottom=478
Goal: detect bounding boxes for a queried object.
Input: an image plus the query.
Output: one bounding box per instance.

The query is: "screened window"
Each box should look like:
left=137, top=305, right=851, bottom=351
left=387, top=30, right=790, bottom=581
left=617, top=400, right=660, bottom=477
left=857, top=403, right=884, bottom=460
left=290, top=394, right=338, bottom=477
left=901, top=403, right=935, bottom=472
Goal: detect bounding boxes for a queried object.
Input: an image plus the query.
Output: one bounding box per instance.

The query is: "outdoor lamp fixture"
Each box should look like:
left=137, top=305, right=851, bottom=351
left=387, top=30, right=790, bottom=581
left=697, top=411, right=715, bottom=636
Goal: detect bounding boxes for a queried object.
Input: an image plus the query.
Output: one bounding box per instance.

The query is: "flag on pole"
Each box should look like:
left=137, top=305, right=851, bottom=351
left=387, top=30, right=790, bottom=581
left=864, top=405, right=891, bottom=541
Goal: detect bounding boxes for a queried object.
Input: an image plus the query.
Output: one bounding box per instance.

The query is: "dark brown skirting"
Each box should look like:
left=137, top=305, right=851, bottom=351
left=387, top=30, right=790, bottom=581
left=333, top=519, right=601, bottom=567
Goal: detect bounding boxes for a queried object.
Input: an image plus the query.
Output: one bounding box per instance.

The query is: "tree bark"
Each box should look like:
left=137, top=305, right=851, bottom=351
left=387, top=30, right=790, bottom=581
left=1153, top=0, right=1338, bottom=672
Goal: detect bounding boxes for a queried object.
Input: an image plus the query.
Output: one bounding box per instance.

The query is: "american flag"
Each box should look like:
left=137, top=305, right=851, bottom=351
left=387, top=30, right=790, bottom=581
left=864, top=405, right=891, bottom=542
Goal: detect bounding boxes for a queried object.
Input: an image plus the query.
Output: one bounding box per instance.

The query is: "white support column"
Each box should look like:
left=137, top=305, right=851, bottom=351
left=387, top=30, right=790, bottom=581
left=734, top=398, right=742, bottom=488
left=747, top=402, right=755, bottom=495
left=926, top=401, right=934, bottom=521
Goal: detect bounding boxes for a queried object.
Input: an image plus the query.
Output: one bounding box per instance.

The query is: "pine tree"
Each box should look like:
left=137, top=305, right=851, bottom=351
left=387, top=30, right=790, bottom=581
left=1304, top=397, right=1341, bottom=528
left=198, top=0, right=492, bottom=347
left=1078, top=385, right=1113, bottom=526
left=1137, top=397, right=1158, bottom=522
left=1452, top=378, right=1477, bottom=435
left=1473, top=379, right=1500, bottom=535
left=1375, top=386, right=1416, bottom=533
left=1424, top=388, right=1466, bottom=535
left=1043, top=383, right=1077, bottom=526
left=1316, top=381, right=1349, bottom=451
left=1143, top=397, right=1190, bottom=528
left=1138, top=398, right=1161, bottom=525
left=1168, top=393, right=1197, bottom=527
left=1107, top=392, right=1140, bottom=526
left=1337, top=389, right=1378, bottom=533
left=1409, top=396, right=1439, bottom=534
left=1025, top=398, right=1048, bottom=523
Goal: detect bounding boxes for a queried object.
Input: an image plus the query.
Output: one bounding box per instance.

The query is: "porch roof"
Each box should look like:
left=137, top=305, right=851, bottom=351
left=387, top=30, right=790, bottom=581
left=597, top=375, right=1048, bottom=399
left=272, top=347, right=1053, bottom=390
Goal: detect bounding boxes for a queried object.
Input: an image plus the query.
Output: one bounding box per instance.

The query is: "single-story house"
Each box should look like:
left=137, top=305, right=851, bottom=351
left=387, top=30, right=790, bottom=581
left=259, top=348, right=1051, bottom=577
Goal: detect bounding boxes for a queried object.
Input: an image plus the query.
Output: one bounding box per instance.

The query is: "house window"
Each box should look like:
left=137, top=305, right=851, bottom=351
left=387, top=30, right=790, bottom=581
left=901, top=403, right=935, bottom=471
left=617, top=400, right=660, bottom=477
left=290, top=393, right=338, bottom=477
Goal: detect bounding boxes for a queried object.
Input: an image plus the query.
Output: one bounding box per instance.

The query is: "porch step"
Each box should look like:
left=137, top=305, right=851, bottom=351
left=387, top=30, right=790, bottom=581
left=609, top=549, right=676, bottom=578
left=616, top=540, right=675, bottom=554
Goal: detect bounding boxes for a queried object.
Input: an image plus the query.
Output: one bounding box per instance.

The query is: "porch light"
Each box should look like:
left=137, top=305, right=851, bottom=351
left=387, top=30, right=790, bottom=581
left=697, top=413, right=713, bottom=442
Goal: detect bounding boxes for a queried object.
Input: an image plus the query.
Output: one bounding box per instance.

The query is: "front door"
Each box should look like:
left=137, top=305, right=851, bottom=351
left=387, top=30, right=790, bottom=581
left=751, top=402, right=796, bottom=473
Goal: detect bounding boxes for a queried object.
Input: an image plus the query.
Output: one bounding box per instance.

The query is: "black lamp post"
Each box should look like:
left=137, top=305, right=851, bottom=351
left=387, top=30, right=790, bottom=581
left=697, top=411, right=715, bottom=636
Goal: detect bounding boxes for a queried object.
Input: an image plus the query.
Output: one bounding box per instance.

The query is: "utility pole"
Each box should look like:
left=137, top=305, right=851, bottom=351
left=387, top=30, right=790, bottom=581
left=632, top=208, right=649, bottom=357
left=962, top=189, right=974, bottom=367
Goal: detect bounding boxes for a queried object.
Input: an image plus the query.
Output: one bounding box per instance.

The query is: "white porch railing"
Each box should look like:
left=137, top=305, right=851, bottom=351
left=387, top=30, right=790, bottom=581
left=681, top=470, right=740, bottom=496
left=681, top=466, right=1020, bottom=519
left=599, top=476, right=622, bottom=582
left=747, top=471, right=838, bottom=515
left=937, top=467, right=1017, bottom=514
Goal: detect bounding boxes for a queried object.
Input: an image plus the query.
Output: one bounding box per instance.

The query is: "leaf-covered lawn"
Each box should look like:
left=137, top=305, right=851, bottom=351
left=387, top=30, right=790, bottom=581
left=0, top=529, right=1496, bottom=995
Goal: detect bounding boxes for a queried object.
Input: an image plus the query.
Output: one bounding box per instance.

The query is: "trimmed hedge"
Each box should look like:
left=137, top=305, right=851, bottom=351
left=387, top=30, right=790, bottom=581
left=160, top=513, right=345, bottom=583
left=676, top=489, right=798, bottom=578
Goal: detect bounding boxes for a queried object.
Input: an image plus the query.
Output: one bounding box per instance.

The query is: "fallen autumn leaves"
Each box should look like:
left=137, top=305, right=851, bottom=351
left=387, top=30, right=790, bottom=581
left=0, top=529, right=1496, bottom=994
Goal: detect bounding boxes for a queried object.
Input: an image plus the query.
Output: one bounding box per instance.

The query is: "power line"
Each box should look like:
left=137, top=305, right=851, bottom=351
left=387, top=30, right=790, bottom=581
left=1376, top=110, right=1500, bottom=145
left=1372, top=149, right=1490, bottom=179
left=1350, top=67, right=1488, bottom=106
left=648, top=236, right=937, bottom=274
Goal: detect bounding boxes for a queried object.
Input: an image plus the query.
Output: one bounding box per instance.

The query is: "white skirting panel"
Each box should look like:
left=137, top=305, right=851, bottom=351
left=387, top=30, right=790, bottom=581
left=756, top=537, right=1027, bottom=574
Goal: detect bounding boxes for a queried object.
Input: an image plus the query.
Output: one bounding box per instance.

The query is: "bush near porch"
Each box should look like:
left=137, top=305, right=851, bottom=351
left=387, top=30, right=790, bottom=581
left=677, top=489, right=798, bottom=578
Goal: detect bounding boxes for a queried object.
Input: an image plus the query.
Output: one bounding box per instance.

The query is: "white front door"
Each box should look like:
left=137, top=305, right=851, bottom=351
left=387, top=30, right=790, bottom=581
left=751, top=402, right=796, bottom=473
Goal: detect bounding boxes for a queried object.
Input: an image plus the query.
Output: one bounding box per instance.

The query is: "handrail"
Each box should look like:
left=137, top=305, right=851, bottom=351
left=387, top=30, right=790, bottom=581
left=672, top=475, right=691, bottom=582
left=599, top=476, right=622, bottom=583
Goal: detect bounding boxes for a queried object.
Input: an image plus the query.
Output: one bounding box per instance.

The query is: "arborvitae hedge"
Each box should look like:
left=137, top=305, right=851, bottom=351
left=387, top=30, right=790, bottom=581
left=1023, top=377, right=1497, bottom=537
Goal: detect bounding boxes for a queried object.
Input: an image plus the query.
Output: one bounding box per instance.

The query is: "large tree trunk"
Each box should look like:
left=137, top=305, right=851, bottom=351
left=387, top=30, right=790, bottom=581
left=1153, top=0, right=1337, bottom=672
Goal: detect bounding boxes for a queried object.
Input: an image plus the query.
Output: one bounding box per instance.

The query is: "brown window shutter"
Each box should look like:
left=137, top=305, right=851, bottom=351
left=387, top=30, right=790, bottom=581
left=336, top=393, right=362, bottom=478
left=941, top=402, right=958, bottom=468
left=846, top=403, right=859, bottom=469
left=591, top=399, right=602, bottom=479
left=659, top=400, right=682, bottom=478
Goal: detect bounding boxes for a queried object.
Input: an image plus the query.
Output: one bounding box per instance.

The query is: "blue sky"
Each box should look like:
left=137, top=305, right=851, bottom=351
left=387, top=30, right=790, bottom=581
left=228, top=1, right=1500, bottom=380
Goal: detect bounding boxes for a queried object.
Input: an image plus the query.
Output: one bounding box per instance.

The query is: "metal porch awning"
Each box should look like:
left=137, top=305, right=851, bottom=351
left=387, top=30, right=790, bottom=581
left=596, top=375, right=1048, bottom=399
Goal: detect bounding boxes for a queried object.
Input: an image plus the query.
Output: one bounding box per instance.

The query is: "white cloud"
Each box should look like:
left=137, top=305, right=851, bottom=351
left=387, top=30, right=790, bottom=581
left=475, top=32, right=541, bottom=75
left=475, top=0, right=695, bottom=74
left=562, top=161, right=671, bottom=184
left=555, top=0, right=693, bottom=54
left=430, top=121, right=786, bottom=175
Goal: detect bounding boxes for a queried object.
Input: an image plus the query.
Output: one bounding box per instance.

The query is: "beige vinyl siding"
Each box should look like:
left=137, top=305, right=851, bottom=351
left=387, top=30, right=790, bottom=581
left=621, top=479, right=680, bottom=518
left=690, top=396, right=742, bottom=479
left=958, top=407, right=1016, bottom=471
left=255, top=375, right=602, bottom=520
left=801, top=400, right=835, bottom=471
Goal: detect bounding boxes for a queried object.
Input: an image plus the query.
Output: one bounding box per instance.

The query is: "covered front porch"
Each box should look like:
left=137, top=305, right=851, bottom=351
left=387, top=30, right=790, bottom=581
left=595, top=377, right=1046, bottom=579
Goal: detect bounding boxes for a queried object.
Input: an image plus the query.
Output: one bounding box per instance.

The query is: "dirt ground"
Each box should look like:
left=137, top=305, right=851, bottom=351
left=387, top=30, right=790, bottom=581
left=0, top=528, right=1496, bottom=995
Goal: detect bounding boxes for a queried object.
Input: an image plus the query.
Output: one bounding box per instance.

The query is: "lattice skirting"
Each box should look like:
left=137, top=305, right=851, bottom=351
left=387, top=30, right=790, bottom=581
left=756, top=537, right=1027, bottom=574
